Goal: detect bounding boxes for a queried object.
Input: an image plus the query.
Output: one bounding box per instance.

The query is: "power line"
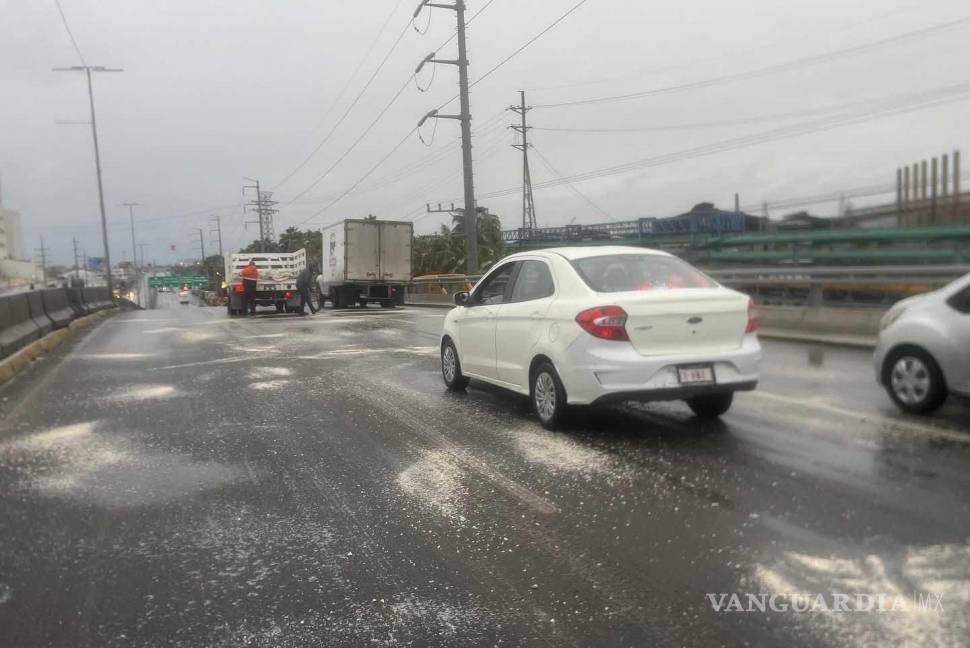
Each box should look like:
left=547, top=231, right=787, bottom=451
left=433, top=0, right=592, bottom=113
left=54, top=0, right=87, bottom=65
left=533, top=16, right=970, bottom=109
left=272, top=15, right=412, bottom=190
left=479, top=83, right=970, bottom=199
left=531, top=146, right=613, bottom=221
left=294, top=127, right=419, bottom=227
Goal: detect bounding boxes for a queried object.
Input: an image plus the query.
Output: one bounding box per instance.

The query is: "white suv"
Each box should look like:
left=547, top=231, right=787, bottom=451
left=440, top=247, right=761, bottom=428
left=874, top=273, right=970, bottom=413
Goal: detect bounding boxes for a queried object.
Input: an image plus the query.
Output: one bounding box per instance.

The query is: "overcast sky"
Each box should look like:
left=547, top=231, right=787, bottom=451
left=2, top=0, right=969, bottom=266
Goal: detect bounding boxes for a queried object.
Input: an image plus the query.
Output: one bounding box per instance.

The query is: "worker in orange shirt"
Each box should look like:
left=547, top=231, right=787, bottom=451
left=240, top=260, right=259, bottom=316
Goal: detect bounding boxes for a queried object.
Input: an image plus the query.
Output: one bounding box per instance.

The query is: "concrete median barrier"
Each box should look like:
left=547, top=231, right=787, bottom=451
left=42, top=289, right=75, bottom=329
left=66, top=287, right=88, bottom=316
left=82, top=287, right=113, bottom=311
left=0, top=294, right=42, bottom=359
left=26, top=291, right=54, bottom=337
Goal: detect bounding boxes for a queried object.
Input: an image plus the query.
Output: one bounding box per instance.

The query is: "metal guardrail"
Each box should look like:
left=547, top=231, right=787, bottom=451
left=406, top=265, right=969, bottom=307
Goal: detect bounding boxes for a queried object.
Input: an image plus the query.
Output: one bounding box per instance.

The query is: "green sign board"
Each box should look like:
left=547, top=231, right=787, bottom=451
left=148, top=275, right=209, bottom=288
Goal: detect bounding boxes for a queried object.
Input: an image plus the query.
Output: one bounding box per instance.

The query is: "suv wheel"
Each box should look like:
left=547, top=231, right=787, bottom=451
left=532, top=362, right=567, bottom=430
left=885, top=348, right=948, bottom=414
left=441, top=339, right=469, bottom=391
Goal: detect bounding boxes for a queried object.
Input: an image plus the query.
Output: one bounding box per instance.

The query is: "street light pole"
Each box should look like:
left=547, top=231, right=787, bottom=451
left=53, top=65, right=122, bottom=297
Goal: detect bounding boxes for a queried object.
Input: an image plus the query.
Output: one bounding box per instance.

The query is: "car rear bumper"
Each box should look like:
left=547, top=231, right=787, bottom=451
left=558, top=333, right=761, bottom=405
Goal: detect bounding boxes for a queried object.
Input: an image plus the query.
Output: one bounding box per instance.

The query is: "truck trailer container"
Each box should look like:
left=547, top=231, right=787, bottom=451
left=318, top=219, right=413, bottom=308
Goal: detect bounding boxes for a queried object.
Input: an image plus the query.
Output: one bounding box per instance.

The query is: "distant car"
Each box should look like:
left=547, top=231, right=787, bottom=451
left=178, top=289, right=191, bottom=305
left=440, top=246, right=761, bottom=428
left=874, top=273, right=970, bottom=413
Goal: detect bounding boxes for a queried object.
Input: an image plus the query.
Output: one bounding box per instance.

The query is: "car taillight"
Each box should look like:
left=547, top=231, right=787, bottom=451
left=745, top=299, right=760, bottom=333
left=576, top=305, right=629, bottom=341
left=284, top=290, right=294, bottom=298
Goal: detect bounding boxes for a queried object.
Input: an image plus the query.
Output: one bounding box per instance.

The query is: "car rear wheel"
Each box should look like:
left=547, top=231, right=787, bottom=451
left=532, top=362, right=567, bottom=430
left=885, top=348, right=948, bottom=414
left=686, top=392, right=734, bottom=419
left=441, top=339, right=469, bottom=391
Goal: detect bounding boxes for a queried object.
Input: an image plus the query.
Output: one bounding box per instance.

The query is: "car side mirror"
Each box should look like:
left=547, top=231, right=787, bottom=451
left=454, top=291, right=469, bottom=306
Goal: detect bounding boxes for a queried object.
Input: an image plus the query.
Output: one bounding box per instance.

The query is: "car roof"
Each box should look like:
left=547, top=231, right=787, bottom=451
left=506, top=246, right=672, bottom=261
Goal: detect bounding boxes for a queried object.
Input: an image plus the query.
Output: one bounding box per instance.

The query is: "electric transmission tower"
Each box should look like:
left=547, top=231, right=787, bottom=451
left=414, top=0, right=479, bottom=274
left=510, top=90, right=537, bottom=231
left=243, top=178, right=278, bottom=252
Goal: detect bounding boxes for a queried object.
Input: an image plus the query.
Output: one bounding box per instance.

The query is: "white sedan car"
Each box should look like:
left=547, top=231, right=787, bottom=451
left=874, top=273, right=970, bottom=413
left=440, top=246, right=761, bottom=428
left=178, top=288, right=191, bottom=305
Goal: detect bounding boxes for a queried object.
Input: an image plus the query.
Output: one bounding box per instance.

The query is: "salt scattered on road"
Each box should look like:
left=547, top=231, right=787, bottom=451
left=396, top=450, right=468, bottom=522
left=101, top=384, right=179, bottom=404
left=513, top=428, right=614, bottom=477
left=248, top=367, right=293, bottom=380
left=249, top=380, right=291, bottom=391
left=753, top=545, right=970, bottom=647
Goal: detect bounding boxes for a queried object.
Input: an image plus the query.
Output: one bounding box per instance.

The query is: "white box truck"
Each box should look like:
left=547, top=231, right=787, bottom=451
left=318, top=219, right=412, bottom=308
left=225, top=249, right=307, bottom=316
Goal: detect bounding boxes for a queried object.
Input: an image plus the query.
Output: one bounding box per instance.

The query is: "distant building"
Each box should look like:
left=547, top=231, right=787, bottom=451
left=0, top=208, right=26, bottom=260
left=0, top=207, right=39, bottom=286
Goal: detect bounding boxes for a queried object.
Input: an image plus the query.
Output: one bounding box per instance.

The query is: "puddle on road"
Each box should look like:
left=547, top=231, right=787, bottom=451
left=0, top=420, right=241, bottom=508
left=751, top=545, right=970, bottom=647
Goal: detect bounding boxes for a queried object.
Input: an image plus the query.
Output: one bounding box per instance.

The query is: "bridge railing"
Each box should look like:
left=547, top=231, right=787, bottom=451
left=405, top=265, right=969, bottom=308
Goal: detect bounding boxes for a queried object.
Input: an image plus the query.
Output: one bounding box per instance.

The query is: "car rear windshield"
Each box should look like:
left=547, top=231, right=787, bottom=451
left=571, top=254, right=717, bottom=292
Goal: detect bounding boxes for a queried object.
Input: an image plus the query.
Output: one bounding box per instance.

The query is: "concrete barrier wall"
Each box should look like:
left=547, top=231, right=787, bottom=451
left=27, top=291, right=54, bottom=337
left=0, top=294, right=42, bottom=358
left=0, top=288, right=120, bottom=360
left=759, top=306, right=885, bottom=337
left=41, top=289, right=75, bottom=329
left=66, top=288, right=88, bottom=316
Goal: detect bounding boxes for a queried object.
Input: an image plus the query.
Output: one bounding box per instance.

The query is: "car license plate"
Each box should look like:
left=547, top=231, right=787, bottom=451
left=677, top=364, right=715, bottom=385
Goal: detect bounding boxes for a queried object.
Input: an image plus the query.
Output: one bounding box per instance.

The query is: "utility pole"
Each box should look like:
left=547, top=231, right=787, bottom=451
left=53, top=65, right=123, bottom=297
left=137, top=243, right=149, bottom=268
left=510, top=90, right=537, bottom=231
left=34, top=236, right=51, bottom=286
left=414, top=0, right=478, bottom=273
left=72, top=237, right=81, bottom=285
left=121, top=202, right=141, bottom=267
left=209, top=213, right=224, bottom=258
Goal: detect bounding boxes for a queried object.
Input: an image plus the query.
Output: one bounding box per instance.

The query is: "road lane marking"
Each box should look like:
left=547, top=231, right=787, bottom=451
left=745, top=391, right=970, bottom=444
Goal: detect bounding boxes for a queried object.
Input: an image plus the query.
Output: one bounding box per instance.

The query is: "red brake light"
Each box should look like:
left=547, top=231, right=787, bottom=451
left=284, top=290, right=294, bottom=298
left=233, top=283, right=245, bottom=294
left=745, top=299, right=760, bottom=333
left=576, top=305, right=629, bottom=341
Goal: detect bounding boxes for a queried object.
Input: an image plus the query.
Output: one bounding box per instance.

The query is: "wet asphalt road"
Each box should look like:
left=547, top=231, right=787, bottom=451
left=0, top=294, right=968, bottom=647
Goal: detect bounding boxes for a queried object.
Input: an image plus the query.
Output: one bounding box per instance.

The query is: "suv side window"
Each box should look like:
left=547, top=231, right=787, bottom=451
left=510, top=260, right=555, bottom=302
left=470, top=262, right=517, bottom=306
left=947, top=285, right=970, bottom=314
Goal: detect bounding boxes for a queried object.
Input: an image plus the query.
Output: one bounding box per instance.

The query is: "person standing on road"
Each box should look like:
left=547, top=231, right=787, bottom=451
left=241, top=260, right=259, bottom=316
left=296, top=264, right=318, bottom=315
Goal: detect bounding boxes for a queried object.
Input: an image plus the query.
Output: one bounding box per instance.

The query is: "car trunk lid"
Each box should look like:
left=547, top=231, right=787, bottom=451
left=606, top=288, right=749, bottom=356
